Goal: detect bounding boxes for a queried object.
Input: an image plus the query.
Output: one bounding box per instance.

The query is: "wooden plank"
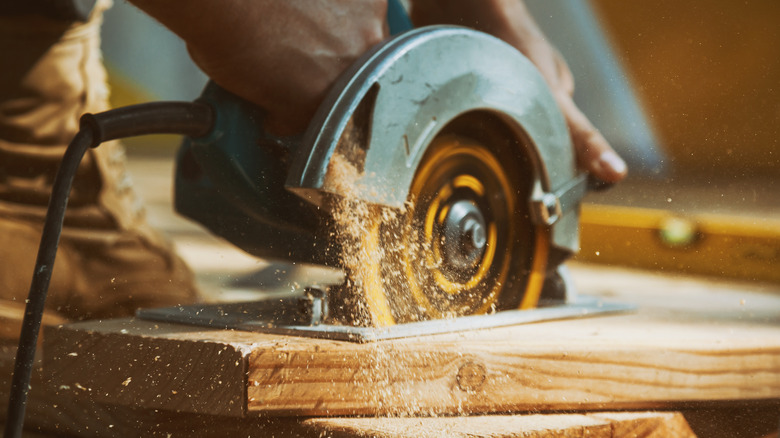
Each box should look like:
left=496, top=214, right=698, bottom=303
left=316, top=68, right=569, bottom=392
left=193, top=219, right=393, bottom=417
left=243, top=319, right=780, bottom=415
left=590, top=412, right=697, bottom=438
left=304, top=412, right=696, bottom=438
left=44, top=263, right=780, bottom=417
left=5, top=343, right=699, bottom=437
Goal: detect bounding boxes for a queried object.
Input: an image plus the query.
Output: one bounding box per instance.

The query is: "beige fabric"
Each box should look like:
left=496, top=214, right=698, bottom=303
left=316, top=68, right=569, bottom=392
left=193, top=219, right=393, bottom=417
left=0, top=1, right=200, bottom=322
left=0, top=0, right=136, bottom=230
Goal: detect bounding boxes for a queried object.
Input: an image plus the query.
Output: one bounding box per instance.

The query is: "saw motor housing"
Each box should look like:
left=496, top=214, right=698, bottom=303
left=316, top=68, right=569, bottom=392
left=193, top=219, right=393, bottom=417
left=174, top=27, right=589, bottom=324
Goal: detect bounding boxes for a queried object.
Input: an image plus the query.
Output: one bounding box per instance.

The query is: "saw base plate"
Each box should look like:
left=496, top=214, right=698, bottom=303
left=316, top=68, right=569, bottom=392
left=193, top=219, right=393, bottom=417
left=137, top=295, right=633, bottom=343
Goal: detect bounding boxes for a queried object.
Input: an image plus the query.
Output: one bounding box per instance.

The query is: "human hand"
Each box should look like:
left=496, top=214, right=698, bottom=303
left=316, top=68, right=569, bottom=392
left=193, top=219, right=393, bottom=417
left=411, top=0, right=628, bottom=183
left=130, top=0, right=389, bottom=135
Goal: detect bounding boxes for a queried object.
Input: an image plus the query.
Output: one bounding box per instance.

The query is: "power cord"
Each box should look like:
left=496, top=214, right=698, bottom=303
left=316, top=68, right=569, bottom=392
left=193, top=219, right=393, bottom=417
left=3, top=101, right=213, bottom=438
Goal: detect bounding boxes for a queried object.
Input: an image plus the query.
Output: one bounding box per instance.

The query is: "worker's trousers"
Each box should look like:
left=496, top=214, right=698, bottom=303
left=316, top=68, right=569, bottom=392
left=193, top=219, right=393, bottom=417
left=0, top=0, right=199, bottom=326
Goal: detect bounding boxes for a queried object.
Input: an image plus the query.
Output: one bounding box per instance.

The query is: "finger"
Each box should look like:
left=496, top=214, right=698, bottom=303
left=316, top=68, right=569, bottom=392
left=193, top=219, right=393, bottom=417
left=556, top=93, right=627, bottom=183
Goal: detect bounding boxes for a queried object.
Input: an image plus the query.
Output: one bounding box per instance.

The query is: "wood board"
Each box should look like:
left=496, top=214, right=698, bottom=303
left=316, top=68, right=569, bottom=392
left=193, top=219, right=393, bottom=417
left=42, top=263, right=780, bottom=418
left=4, top=346, right=701, bottom=436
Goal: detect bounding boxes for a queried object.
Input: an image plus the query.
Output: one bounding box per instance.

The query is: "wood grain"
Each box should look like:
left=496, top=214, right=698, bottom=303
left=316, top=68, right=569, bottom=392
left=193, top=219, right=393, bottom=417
left=243, top=317, right=780, bottom=415
left=43, top=264, right=780, bottom=417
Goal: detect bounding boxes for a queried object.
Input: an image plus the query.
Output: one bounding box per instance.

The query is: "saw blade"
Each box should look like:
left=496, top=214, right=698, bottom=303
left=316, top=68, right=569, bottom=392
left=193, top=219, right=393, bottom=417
left=335, top=124, right=550, bottom=326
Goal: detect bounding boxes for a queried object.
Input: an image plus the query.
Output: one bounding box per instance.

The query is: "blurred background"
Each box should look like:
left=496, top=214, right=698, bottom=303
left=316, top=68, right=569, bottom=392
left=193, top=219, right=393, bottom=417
left=594, top=0, right=779, bottom=180
left=100, top=0, right=780, bottom=288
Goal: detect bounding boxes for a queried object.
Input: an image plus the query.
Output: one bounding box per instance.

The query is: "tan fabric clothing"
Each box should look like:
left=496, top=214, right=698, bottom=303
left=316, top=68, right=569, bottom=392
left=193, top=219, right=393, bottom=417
left=0, top=0, right=200, bottom=323
left=0, top=0, right=133, bottom=229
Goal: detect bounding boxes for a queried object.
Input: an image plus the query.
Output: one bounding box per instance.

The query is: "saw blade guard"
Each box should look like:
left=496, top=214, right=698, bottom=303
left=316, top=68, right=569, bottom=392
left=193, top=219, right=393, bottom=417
left=286, top=26, right=583, bottom=257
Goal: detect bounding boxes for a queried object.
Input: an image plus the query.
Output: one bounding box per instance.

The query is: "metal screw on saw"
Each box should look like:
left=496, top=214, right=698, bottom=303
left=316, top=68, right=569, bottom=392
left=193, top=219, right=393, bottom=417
left=461, top=217, right=487, bottom=253
left=442, top=200, right=488, bottom=269
left=303, top=287, right=328, bottom=326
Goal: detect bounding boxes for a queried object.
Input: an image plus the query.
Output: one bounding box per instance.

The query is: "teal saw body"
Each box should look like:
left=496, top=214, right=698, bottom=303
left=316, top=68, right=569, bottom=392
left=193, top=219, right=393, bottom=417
left=174, top=26, right=590, bottom=323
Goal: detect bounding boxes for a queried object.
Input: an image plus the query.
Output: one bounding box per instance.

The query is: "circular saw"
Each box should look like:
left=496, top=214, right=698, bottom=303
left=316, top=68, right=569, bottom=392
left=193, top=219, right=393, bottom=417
left=172, top=26, right=595, bottom=331
left=4, top=15, right=627, bottom=437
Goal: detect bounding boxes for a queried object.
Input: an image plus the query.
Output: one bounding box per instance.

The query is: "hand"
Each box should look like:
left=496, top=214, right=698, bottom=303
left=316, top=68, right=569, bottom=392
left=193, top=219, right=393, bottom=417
left=130, top=0, right=389, bottom=135
left=411, top=0, right=628, bottom=183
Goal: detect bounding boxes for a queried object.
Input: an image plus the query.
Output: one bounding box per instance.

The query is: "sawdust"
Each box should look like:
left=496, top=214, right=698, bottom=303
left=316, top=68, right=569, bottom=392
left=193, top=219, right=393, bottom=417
left=324, top=153, right=403, bottom=326
left=324, top=151, right=481, bottom=326
left=323, top=153, right=402, bottom=415
left=324, top=154, right=473, bottom=416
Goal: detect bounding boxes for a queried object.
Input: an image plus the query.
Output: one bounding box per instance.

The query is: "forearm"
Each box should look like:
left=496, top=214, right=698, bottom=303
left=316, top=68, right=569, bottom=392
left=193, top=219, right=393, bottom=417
left=127, top=0, right=286, bottom=75
left=126, top=0, right=387, bottom=134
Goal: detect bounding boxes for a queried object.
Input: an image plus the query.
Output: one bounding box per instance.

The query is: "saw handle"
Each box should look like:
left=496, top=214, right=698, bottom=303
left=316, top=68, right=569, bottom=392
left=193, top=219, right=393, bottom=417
left=387, top=0, right=413, bottom=35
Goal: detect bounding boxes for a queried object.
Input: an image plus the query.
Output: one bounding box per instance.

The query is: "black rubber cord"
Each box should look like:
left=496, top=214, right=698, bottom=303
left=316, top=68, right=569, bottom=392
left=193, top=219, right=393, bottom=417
left=3, top=101, right=213, bottom=438
left=80, top=101, right=214, bottom=145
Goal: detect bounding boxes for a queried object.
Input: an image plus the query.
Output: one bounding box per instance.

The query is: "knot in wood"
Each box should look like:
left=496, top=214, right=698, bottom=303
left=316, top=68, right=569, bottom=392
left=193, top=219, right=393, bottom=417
left=456, top=362, right=486, bottom=392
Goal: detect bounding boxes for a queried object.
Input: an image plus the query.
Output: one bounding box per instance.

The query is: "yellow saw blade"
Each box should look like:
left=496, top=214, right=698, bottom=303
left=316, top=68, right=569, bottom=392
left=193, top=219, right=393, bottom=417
left=343, top=133, right=550, bottom=326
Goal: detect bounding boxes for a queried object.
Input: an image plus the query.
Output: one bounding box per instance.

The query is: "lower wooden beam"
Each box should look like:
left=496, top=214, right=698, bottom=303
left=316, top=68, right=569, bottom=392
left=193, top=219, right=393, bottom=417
left=304, top=412, right=696, bottom=438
